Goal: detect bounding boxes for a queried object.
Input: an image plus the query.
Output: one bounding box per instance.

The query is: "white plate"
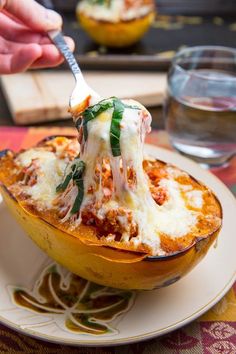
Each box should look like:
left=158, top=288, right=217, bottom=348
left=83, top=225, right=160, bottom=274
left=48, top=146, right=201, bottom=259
left=0, top=145, right=235, bottom=347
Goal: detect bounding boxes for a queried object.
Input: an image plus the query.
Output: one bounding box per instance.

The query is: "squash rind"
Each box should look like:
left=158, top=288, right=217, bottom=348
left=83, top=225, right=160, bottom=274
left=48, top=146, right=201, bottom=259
left=77, top=10, right=155, bottom=47
left=0, top=142, right=222, bottom=290
left=0, top=185, right=220, bottom=290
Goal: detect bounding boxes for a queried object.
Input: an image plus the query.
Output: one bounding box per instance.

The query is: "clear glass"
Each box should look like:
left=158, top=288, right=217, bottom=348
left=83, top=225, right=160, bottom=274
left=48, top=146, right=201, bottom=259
left=164, top=46, right=236, bottom=167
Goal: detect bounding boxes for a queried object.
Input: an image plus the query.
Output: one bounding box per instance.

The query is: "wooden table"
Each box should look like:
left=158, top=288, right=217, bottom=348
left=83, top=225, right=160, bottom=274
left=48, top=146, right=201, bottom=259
left=0, top=85, right=165, bottom=129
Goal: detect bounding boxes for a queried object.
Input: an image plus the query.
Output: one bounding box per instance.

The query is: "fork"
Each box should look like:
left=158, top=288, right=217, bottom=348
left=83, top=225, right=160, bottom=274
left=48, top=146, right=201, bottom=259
left=48, top=30, right=100, bottom=116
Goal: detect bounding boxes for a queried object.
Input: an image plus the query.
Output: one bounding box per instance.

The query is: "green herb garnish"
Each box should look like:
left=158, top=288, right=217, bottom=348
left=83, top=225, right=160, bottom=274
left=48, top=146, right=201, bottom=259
left=82, top=100, right=114, bottom=141
left=70, top=179, right=84, bottom=214
left=56, top=172, right=72, bottom=193
left=88, top=0, right=111, bottom=7
left=110, top=99, right=125, bottom=157
left=56, top=158, right=85, bottom=215
left=81, top=97, right=141, bottom=157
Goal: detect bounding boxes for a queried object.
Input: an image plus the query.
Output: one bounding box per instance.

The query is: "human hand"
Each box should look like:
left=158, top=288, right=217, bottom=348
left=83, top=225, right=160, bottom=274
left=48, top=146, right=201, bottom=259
left=0, top=0, right=75, bottom=74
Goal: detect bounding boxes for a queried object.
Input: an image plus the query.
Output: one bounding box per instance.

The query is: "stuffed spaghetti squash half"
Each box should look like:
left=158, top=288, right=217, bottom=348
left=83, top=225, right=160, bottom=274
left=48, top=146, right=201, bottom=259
left=0, top=97, right=222, bottom=290
left=76, top=0, right=155, bottom=47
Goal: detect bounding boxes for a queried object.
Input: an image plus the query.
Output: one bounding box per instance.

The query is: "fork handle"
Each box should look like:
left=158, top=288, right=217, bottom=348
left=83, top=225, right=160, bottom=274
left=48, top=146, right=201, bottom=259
left=48, top=30, right=81, bottom=78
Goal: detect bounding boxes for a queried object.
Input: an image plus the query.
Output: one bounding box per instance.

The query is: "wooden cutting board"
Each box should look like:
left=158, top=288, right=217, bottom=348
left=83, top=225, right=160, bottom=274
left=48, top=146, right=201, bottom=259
left=0, top=71, right=166, bottom=125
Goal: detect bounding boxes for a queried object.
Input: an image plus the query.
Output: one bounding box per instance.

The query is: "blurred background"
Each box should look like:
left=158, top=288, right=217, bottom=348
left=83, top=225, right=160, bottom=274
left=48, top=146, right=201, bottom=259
left=0, top=0, right=236, bottom=129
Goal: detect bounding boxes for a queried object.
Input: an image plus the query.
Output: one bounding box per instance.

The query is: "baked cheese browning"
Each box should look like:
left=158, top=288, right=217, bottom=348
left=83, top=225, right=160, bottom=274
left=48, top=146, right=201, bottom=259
left=5, top=138, right=80, bottom=209
left=0, top=130, right=222, bottom=257
left=0, top=98, right=222, bottom=257
left=78, top=0, right=155, bottom=23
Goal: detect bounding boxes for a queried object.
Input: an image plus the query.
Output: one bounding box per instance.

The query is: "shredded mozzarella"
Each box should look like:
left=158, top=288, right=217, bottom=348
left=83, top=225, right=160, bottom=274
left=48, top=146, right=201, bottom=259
left=16, top=149, right=67, bottom=207
left=185, top=189, right=203, bottom=209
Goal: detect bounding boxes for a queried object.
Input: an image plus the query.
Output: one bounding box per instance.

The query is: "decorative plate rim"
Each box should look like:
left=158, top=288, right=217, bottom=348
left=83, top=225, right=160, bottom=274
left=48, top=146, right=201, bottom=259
left=0, top=272, right=235, bottom=347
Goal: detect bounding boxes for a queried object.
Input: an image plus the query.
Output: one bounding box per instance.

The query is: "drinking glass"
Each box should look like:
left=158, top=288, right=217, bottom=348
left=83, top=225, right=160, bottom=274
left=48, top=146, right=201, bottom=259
left=164, top=46, right=236, bottom=167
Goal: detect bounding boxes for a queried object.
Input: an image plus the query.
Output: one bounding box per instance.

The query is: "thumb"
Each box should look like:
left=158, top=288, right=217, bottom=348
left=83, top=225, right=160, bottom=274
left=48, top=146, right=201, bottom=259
left=0, top=0, right=62, bottom=32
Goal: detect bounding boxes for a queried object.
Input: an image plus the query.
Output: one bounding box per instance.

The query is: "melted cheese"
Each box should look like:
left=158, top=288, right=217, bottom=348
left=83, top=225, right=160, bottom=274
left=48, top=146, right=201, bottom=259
left=185, top=189, right=203, bottom=209
left=78, top=0, right=153, bottom=22
left=63, top=98, right=200, bottom=255
left=14, top=105, right=206, bottom=256
left=157, top=179, right=197, bottom=236
left=16, top=149, right=67, bottom=207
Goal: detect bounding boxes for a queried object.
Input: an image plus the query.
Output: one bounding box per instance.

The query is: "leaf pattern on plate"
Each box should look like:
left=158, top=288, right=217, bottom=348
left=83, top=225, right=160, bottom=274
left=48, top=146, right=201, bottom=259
left=11, top=264, right=135, bottom=335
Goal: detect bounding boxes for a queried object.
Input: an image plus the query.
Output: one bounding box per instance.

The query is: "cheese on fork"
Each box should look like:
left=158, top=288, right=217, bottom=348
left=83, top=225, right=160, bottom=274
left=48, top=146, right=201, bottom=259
left=59, top=97, right=201, bottom=255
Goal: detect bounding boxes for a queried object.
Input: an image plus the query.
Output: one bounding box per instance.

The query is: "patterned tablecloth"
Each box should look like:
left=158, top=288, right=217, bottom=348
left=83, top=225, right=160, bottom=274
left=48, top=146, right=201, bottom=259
left=0, top=126, right=235, bottom=354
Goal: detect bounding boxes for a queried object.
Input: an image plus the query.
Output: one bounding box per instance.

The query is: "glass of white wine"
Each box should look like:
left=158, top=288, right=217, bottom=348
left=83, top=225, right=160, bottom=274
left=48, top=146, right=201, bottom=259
left=164, top=46, right=236, bottom=167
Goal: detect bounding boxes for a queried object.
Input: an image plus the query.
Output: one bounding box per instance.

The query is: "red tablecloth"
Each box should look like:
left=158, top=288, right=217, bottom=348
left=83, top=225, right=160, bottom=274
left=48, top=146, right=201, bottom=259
left=0, top=126, right=235, bottom=354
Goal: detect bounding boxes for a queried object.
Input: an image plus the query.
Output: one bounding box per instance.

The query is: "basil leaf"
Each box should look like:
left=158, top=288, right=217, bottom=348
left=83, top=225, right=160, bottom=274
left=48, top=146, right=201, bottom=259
left=71, top=160, right=85, bottom=176
left=88, top=0, right=111, bottom=7
left=81, top=97, right=141, bottom=142
left=57, top=159, right=85, bottom=186
left=110, top=99, right=125, bottom=157
left=123, top=104, right=140, bottom=110
left=72, top=161, right=86, bottom=183
left=83, top=101, right=113, bottom=125
left=71, top=179, right=84, bottom=215
left=83, top=123, right=89, bottom=142
left=82, top=100, right=113, bottom=141
left=56, top=172, right=72, bottom=192
left=56, top=158, right=86, bottom=215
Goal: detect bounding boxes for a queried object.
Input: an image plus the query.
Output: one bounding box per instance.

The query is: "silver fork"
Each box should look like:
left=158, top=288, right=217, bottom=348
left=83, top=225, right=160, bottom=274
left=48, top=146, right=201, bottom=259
left=48, top=30, right=100, bottom=116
